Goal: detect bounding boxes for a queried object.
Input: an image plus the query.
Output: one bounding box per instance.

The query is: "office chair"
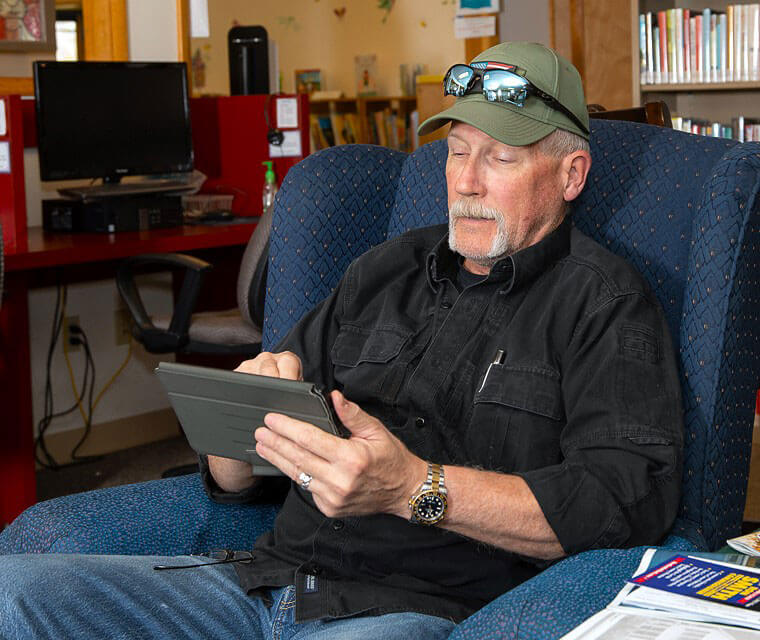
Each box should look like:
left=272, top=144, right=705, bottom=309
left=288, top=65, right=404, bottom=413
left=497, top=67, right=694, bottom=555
left=116, top=205, right=271, bottom=358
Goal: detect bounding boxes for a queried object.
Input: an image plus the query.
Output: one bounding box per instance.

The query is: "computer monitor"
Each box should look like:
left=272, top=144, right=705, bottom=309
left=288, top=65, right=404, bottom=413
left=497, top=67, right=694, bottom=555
left=33, top=61, right=194, bottom=185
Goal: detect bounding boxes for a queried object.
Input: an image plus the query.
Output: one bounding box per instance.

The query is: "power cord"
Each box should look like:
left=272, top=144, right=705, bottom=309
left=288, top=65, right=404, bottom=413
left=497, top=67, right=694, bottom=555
left=35, top=284, right=133, bottom=469
left=35, top=284, right=87, bottom=470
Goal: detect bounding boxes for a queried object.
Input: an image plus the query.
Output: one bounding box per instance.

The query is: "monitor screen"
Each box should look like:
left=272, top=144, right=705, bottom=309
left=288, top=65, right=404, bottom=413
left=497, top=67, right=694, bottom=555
left=34, top=61, right=194, bottom=182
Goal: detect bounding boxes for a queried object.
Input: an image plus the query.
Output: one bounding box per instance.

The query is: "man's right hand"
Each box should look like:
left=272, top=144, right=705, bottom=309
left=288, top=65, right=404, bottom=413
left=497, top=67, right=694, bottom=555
left=207, top=351, right=303, bottom=493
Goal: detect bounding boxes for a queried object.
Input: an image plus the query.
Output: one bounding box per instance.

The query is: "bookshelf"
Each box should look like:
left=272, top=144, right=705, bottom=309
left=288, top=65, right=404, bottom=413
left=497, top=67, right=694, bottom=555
left=634, top=0, right=760, bottom=139
left=308, top=95, right=418, bottom=152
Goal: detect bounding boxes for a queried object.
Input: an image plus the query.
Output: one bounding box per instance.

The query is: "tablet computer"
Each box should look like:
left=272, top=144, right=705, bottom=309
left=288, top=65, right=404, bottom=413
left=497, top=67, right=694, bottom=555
left=155, top=361, right=345, bottom=476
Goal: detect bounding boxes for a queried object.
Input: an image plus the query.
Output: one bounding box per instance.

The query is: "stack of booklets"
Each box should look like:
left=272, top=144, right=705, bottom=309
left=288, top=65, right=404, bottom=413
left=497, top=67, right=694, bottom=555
left=561, top=549, right=760, bottom=639
left=639, top=5, right=760, bottom=84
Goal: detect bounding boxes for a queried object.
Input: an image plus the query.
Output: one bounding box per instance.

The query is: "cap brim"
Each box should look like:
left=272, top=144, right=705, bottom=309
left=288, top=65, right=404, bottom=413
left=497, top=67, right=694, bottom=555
left=418, top=95, right=559, bottom=147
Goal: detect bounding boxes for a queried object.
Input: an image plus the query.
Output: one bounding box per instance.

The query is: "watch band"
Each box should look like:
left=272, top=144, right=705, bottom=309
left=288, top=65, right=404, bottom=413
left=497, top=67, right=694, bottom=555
left=409, top=462, right=448, bottom=524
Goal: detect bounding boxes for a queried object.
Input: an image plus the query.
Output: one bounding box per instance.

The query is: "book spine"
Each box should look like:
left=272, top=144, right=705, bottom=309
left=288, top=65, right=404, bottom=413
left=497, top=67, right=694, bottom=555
left=669, top=10, right=678, bottom=82
left=684, top=9, right=691, bottom=83
left=711, top=13, right=718, bottom=82
left=703, top=9, right=711, bottom=82
left=690, top=16, right=697, bottom=82
left=659, top=11, right=669, bottom=81
left=640, top=14, right=647, bottom=84
left=728, top=5, right=735, bottom=81
left=646, top=12, right=655, bottom=84
left=752, top=4, right=760, bottom=81
left=696, top=14, right=703, bottom=81
left=743, top=4, right=751, bottom=81
left=675, top=8, right=684, bottom=83
left=720, top=13, right=727, bottom=82
left=654, top=25, right=662, bottom=83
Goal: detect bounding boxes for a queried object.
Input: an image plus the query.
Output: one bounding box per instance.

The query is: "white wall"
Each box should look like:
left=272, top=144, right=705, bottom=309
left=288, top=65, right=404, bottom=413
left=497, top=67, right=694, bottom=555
left=23, top=0, right=182, bottom=439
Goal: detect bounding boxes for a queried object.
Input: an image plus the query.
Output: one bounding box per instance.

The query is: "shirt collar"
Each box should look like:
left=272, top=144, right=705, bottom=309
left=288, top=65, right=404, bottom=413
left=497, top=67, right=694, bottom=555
left=427, top=215, right=572, bottom=293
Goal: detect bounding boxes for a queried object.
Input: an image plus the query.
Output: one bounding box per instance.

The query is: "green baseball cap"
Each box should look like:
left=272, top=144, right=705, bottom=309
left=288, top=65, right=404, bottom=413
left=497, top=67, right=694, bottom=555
left=418, top=41, right=589, bottom=146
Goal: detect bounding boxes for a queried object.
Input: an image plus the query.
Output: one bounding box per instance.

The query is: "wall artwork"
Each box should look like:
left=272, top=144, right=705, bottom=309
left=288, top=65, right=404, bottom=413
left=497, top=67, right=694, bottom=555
left=0, top=0, right=55, bottom=51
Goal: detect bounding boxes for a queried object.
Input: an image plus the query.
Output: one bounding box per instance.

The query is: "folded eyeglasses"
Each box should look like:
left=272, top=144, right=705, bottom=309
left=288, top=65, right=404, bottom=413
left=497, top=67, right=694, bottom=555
left=443, top=61, right=589, bottom=136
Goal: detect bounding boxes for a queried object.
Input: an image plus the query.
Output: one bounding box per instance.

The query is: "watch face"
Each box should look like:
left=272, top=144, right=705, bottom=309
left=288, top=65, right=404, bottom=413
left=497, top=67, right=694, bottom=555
left=414, top=491, right=446, bottom=524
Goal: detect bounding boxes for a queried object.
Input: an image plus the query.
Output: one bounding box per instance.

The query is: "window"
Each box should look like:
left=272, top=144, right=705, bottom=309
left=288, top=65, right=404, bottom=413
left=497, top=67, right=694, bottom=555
left=55, top=10, right=83, bottom=61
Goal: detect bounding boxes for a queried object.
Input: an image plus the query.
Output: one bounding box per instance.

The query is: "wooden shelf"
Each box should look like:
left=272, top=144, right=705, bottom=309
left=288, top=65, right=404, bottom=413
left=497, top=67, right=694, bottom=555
left=642, top=81, right=760, bottom=93
left=308, top=95, right=417, bottom=151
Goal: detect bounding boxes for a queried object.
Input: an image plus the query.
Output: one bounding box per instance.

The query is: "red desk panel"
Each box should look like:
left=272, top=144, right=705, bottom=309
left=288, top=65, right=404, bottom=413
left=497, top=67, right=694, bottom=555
left=0, top=223, right=255, bottom=527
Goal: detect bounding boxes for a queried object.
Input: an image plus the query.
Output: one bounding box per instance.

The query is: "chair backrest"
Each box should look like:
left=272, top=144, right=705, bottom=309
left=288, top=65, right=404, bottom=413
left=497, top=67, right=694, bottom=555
left=264, top=120, right=760, bottom=550
left=588, top=100, right=673, bottom=128
left=236, top=203, right=273, bottom=328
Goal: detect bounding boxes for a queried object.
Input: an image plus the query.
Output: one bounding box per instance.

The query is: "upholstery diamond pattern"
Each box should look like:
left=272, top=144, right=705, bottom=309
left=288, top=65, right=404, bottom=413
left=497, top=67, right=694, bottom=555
left=263, top=145, right=406, bottom=350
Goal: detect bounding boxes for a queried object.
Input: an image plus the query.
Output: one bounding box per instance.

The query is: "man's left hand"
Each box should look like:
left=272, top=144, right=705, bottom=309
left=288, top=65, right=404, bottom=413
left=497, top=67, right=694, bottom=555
left=254, top=391, right=426, bottom=519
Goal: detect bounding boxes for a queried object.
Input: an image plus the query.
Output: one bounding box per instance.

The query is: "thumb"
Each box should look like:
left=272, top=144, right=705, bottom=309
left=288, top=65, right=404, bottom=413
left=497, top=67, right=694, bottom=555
left=331, top=390, right=380, bottom=438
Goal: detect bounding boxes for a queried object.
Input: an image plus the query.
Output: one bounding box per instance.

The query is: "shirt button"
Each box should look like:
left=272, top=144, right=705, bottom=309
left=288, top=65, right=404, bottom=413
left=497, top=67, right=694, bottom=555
left=332, top=520, right=344, bottom=531
left=415, top=417, right=425, bottom=428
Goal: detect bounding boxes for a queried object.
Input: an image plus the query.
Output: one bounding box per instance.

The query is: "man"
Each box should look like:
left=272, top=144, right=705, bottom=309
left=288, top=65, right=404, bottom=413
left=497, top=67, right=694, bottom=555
left=0, top=42, right=682, bottom=640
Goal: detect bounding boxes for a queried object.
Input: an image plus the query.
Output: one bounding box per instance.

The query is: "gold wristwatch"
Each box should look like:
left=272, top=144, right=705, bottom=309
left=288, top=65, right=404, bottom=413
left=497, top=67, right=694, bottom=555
left=408, top=462, right=448, bottom=525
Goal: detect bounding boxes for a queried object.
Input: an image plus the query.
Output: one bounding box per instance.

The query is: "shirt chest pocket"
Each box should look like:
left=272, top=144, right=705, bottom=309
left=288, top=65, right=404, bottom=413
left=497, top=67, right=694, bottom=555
left=330, top=325, right=412, bottom=404
left=467, top=365, right=564, bottom=471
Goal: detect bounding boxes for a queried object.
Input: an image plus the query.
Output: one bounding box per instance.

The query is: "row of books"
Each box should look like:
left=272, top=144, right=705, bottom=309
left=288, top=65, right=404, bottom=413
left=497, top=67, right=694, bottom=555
left=672, top=114, right=760, bottom=141
left=639, top=5, right=760, bottom=84
left=309, top=109, right=419, bottom=152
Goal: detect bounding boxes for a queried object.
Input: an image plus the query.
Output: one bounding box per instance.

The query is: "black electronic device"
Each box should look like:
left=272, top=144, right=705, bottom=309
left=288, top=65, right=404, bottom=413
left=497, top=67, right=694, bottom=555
left=42, top=196, right=183, bottom=233
left=33, top=61, right=193, bottom=189
left=228, top=26, right=270, bottom=95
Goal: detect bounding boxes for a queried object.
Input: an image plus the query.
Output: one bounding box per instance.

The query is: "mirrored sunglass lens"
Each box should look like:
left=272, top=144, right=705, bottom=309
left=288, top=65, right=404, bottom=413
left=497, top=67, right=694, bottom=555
left=482, top=71, right=529, bottom=105
left=445, top=65, right=474, bottom=96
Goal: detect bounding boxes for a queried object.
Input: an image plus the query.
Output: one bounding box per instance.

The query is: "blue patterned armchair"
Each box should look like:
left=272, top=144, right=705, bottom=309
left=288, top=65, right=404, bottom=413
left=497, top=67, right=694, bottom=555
left=3, top=120, right=760, bottom=639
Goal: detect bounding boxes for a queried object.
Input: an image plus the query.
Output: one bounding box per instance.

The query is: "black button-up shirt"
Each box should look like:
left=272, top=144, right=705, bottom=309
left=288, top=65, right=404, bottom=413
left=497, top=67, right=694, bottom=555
left=201, top=217, right=683, bottom=623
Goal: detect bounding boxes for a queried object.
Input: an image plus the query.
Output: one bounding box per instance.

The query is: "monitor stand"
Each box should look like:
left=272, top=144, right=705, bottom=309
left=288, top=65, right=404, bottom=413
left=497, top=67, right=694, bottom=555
left=58, top=178, right=195, bottom=201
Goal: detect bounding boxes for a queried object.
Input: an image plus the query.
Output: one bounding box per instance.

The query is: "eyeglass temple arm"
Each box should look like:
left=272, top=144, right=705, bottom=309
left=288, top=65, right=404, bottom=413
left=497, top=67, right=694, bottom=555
left=534, top=88, right=589, bottom=136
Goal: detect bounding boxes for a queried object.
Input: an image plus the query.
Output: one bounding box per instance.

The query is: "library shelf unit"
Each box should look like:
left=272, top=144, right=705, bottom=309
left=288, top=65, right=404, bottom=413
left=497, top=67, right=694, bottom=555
left=308, top=95, right=417, bottom=151
left=633, top=0, right=760, bottom=134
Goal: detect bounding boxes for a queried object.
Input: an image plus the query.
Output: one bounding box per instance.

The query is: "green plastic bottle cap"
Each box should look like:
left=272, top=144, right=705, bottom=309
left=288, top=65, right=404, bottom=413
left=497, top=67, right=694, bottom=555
left=262, top=161, right=276, bottom=184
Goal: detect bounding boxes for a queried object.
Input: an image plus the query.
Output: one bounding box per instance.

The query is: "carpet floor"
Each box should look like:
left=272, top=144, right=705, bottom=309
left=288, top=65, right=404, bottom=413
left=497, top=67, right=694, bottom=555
left=35, top=436, right=198, bottom=502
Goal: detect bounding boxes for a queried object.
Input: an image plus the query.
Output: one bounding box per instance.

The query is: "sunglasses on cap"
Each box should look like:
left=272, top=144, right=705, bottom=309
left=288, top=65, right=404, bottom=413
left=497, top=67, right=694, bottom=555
left=443, top=61, right=589, bottom=136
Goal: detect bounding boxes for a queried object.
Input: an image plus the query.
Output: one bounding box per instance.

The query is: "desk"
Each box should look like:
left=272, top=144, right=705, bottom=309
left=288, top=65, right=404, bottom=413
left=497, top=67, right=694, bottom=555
left=1, top=222, right=256, bottom=527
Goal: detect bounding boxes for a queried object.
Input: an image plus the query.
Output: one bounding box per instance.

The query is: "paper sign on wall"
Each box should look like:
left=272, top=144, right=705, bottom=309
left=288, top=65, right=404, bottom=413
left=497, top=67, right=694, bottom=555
left=0, top=141, right=11, bottom=173
left=190, top=0, right=209, bottom=38
left=276, top=98, right=299, bottom=129
left=454, top=15, right=497, bottom=39
left=0, top=100, right=6, bottom=136
left=269, top=130, right=302, bottom=158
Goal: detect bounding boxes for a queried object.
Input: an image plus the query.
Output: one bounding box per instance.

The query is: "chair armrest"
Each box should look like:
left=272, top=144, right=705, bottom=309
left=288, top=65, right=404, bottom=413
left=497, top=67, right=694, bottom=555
left=116, top=253, right=212, bottom=353
left=449, top=536, right=699, bottom=640
left=0, top=474, right=279, bottom=556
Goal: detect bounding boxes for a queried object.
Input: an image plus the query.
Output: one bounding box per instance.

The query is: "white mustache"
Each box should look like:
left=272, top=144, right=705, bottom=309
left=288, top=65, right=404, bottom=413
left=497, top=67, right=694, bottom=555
left=449, top=199, right=502, bottom=221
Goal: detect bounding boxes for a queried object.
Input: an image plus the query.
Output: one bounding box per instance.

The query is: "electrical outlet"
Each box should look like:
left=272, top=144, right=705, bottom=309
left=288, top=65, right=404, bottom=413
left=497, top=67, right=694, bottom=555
left=115, top=308, right=132, bottom=346
left=63, top=315, right=81, bottom=352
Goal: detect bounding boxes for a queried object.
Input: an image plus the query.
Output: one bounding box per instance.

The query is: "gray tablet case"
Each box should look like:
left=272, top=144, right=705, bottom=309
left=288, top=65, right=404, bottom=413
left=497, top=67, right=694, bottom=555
left=155, top=361, right=343, bottom=476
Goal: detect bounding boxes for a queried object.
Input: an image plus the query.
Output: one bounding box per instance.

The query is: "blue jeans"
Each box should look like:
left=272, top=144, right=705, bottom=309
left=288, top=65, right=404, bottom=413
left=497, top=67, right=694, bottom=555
left=0, top=553, right=456, bottom=640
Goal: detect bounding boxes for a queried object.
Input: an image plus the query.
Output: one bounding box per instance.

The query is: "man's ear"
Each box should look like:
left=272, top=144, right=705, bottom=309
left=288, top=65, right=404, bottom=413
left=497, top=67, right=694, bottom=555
left=562, top=150, right=592, bottom=203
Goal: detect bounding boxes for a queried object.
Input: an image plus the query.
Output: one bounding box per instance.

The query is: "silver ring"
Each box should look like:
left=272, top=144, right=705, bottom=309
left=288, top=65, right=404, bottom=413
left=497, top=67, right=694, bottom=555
left=298, top=471, right=313, bottom=491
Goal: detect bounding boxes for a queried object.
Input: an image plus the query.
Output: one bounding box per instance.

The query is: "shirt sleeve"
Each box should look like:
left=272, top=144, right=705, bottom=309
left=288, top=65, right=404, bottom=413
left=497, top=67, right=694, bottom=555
left=515, top=291, right=684, bottom=555
left=201, top=264, right=353, bottom=502
left=198, top=455, right=290, bottom=504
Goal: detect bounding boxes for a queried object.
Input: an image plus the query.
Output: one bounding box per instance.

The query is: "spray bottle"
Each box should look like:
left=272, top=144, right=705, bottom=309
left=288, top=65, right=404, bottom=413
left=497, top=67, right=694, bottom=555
left=261, top=161, right=278, bottom=215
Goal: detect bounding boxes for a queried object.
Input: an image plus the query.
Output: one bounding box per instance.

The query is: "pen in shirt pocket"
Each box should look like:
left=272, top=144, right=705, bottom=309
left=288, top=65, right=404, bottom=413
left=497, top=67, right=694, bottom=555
left=478, top=349, right=505, bottom=393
